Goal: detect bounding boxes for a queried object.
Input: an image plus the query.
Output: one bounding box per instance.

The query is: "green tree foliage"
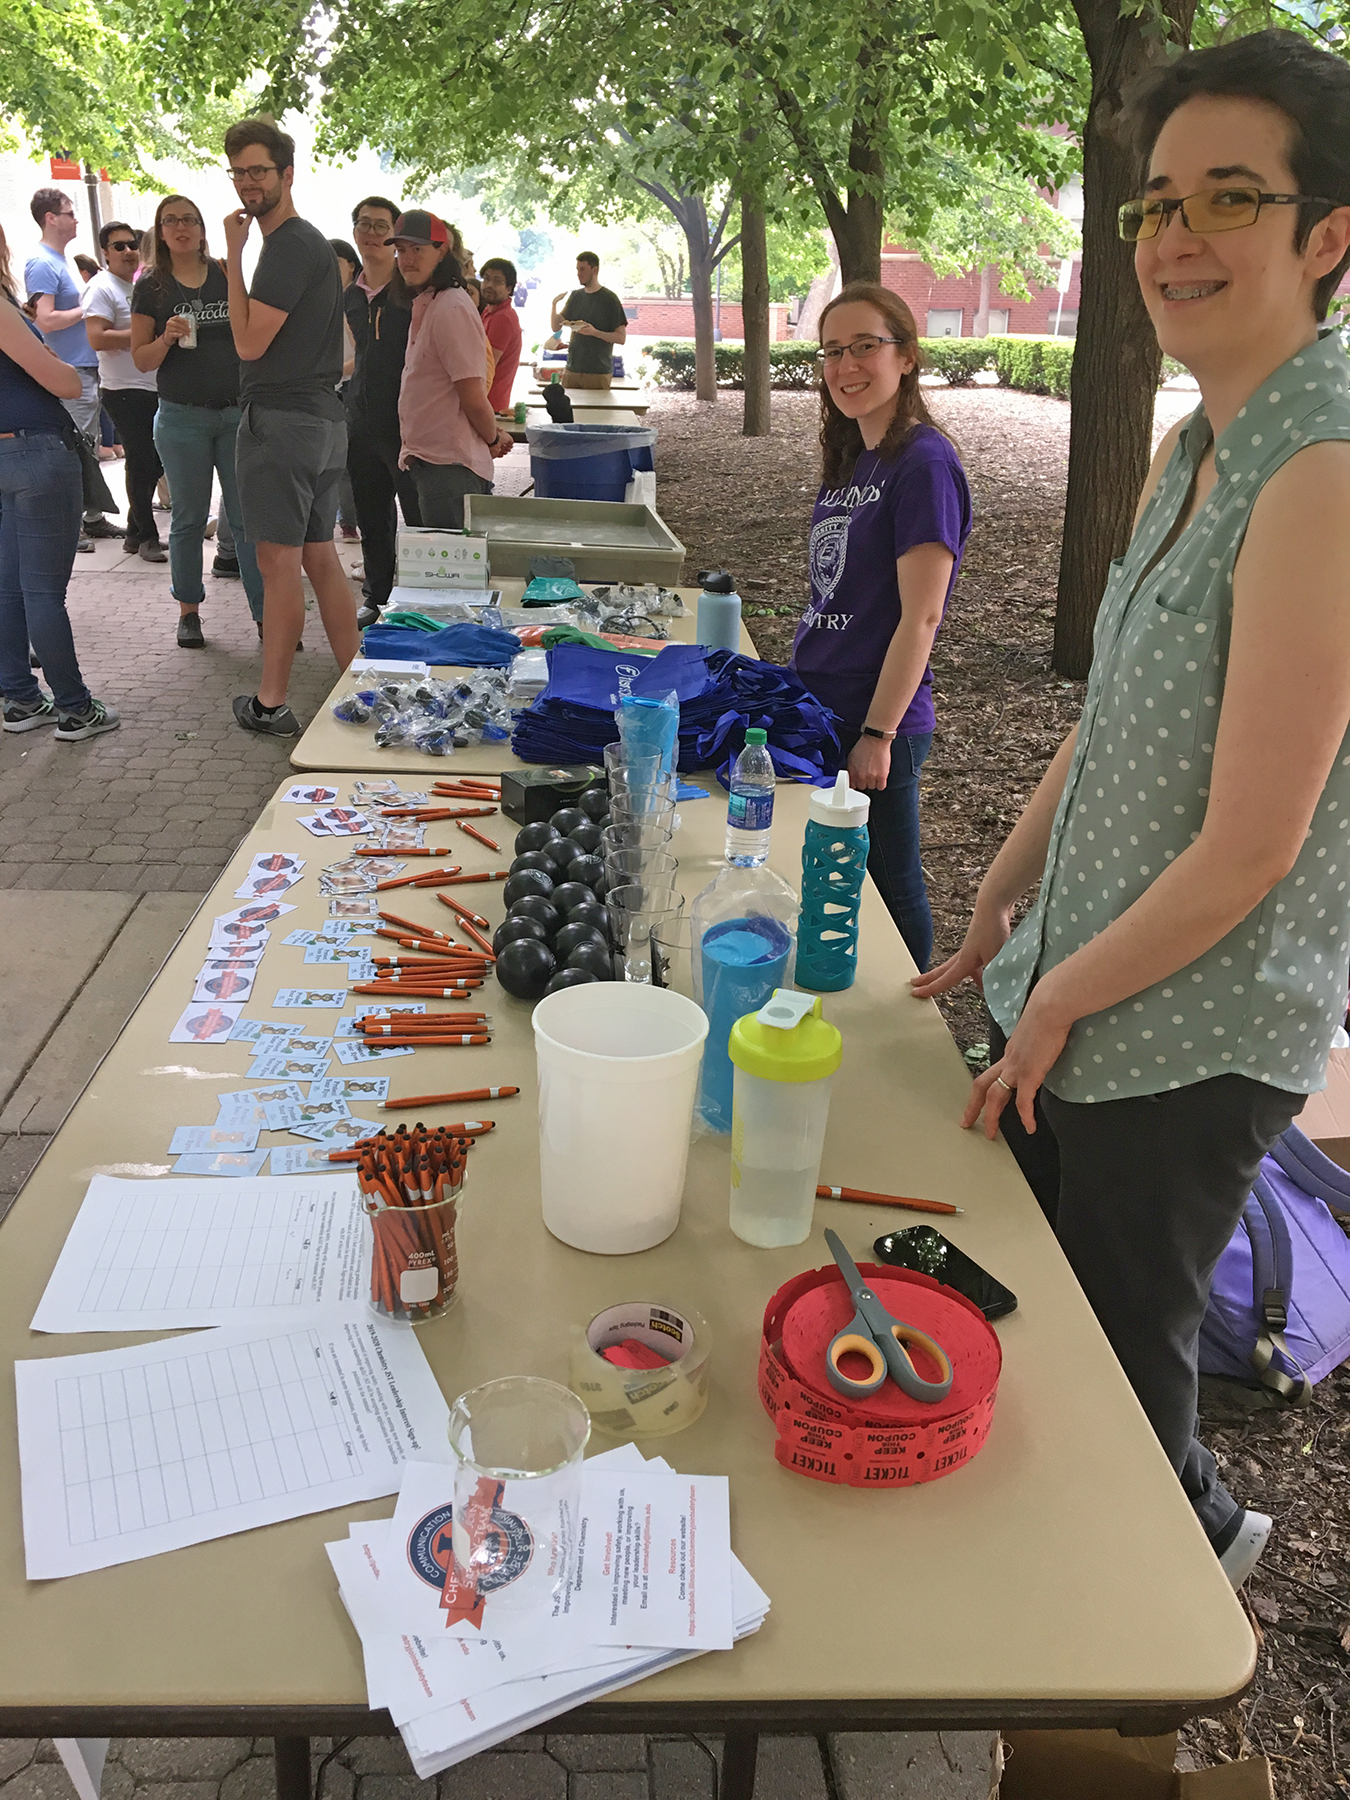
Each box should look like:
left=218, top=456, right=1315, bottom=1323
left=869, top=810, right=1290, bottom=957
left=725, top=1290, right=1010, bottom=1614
left=895, top=152, right=1079, bottom=302
left=715, top=219, right=834, bottom=304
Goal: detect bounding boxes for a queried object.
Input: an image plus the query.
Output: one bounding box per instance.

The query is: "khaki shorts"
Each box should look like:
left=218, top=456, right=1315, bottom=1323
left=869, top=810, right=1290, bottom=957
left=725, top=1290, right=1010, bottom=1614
left=236, top=404, right=347, bottom=547
left=562, top=370, right=612, bottom=390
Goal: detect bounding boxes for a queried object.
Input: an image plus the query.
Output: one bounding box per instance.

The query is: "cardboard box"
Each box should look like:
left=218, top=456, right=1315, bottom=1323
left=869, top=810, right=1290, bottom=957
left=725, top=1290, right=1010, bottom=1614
left=1292, top=1045, right=1350, bottom=1171
left=395, top=529, right=490, bottom=589
left=999, top=1731, right=1273, bottom=1798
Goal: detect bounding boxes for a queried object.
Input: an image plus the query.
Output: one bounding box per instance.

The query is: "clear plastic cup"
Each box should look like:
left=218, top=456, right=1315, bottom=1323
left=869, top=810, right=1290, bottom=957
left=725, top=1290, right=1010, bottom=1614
left=650, top=916, right=699, bottom=1001
left=601, top=821, right=673, bottom=860
left=606, top=847, right=679, bottom=889
left=606, top=884, right=685, bottom=982
left=447, top=1377, right=591, bottom=1621
left=609, top=793, right=676, bottom=834
left=532, top=983, right=709, bottom=1252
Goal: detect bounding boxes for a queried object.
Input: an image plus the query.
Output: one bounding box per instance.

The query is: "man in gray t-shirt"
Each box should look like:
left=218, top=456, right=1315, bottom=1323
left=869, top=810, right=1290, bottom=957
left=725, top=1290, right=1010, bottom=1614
left=222, top=116, right=358, bottom=737
left=550, top=252, right=627, bottom=388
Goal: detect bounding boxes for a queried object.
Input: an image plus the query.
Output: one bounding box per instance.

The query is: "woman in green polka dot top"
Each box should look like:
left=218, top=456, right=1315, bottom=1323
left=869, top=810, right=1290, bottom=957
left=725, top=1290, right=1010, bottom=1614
left=914, top=30, right=1350, bottom=1586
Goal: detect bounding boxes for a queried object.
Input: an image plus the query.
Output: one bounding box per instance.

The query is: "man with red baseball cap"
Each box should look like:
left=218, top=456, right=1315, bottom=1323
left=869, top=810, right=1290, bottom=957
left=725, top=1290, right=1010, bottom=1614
left=390, top=210, right=512, bottom=526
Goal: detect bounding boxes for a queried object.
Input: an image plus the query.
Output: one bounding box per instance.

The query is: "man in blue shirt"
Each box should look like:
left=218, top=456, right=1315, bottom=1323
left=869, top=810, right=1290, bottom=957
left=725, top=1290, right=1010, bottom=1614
left=24, top=187, right=121, bottom=543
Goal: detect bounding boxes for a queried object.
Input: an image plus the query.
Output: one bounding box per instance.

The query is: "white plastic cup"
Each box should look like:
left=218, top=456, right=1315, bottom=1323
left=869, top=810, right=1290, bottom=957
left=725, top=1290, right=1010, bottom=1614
left=532, top=984, right=709, bottom=1252
left=177, top=310, right=198, bottom=349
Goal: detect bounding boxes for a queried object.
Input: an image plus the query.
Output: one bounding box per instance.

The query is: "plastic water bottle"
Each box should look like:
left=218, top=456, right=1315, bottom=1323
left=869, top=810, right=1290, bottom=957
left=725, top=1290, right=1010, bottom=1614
left=725, top=729, right=775, bottom=866
left=797, top=772, right=871, bottom=992
left=696, top=568, right=742, bottom=654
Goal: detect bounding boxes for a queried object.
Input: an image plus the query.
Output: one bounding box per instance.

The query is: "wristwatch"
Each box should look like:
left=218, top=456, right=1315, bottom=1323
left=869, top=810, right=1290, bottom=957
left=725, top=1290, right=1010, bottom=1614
left=861, top=725, right=897, bottom=742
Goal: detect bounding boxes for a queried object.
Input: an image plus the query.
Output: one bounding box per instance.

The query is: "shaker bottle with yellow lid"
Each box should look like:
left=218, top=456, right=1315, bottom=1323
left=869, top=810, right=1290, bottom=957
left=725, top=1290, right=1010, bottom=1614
left=728, top=989, right=842, bottom=1247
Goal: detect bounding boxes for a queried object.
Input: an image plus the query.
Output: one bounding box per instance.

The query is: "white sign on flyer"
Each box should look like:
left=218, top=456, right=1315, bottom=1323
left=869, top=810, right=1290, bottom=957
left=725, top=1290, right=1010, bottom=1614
left=396, top=529, right=490, bottom=589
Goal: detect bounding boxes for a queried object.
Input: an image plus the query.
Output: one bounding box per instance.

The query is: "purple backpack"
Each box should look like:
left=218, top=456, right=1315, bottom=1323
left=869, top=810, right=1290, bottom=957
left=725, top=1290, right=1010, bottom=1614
left=1200, top=1126, right=1350, bottom=1403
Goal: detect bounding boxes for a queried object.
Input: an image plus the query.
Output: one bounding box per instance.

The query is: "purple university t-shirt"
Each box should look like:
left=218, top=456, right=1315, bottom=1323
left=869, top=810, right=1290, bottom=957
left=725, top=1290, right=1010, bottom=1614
left=791, top=424, right=971, bottom=735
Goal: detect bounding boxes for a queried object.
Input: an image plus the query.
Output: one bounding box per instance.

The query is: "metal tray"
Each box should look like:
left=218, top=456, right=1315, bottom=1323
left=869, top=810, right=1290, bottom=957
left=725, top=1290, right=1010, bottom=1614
left=464, top=495, right=684, bottom=584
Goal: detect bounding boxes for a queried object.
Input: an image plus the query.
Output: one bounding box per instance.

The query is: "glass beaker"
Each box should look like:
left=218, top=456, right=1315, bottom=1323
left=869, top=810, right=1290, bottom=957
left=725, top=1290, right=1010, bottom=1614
left=446, top=1377, right=591, bottom=1623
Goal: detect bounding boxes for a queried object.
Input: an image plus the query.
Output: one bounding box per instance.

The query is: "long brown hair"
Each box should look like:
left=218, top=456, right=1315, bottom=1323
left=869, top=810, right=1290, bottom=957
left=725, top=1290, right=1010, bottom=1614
left=818, top=284, right=940, bottom=486
left=0, top=223, right=14, bottom=303
left=147, top=195, right=209, bottom=291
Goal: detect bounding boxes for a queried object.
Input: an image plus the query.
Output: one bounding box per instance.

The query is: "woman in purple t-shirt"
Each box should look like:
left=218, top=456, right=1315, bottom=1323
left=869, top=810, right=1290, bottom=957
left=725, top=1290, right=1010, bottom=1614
left=791, top=284, right=971, bottom=968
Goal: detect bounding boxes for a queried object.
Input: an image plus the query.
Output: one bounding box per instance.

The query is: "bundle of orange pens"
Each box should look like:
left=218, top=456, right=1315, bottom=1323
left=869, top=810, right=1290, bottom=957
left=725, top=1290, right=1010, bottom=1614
left=357, top=1124, right=471, bottom=1322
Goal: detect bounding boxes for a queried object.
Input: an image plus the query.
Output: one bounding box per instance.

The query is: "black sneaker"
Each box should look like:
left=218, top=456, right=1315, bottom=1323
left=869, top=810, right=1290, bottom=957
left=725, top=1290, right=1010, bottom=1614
left=177, top=612, right=205, bottom=649
left=54, top=698, right=120, bottom=741
left=139, top=541, right=168, bottom=564
left=3, top=696, right=55, bottom=733
left=213, top=553, right=240, bottom=578
left=82, top=518, right=124, bottom=540
left=233, top=694, right=301, bottom=737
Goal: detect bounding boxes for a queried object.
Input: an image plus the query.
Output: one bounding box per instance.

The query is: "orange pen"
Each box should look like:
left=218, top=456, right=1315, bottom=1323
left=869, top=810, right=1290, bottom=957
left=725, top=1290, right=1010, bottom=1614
left=458, top=822, right=502, bottom=853
left=380, top=1086, right=520, bottom=1109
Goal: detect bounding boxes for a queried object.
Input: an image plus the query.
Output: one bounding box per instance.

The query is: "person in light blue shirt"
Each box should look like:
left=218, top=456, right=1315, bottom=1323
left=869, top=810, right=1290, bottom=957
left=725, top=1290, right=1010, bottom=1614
left=23, top=188, right=121, bottom=541
left=915, top=30, right=1350, bottom=1588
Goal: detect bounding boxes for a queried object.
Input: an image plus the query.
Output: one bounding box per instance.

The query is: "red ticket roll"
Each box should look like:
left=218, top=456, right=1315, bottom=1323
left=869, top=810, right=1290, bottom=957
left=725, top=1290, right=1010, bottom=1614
left=758, top=1261, right=1001, bottom=1489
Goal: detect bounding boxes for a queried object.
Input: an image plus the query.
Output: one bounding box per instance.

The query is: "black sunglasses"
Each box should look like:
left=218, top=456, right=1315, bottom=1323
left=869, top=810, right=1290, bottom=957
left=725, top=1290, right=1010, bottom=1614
left=107, top=241, right=139, bottom=254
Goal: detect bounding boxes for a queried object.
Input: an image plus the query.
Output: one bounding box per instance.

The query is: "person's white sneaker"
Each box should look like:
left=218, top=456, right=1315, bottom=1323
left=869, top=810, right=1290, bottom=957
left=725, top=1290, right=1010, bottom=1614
left=1219, top=1510, right=1272, bottom=1588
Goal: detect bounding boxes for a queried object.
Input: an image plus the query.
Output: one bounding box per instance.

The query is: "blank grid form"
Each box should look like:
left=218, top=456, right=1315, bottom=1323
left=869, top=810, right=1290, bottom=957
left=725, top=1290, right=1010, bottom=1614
left=77, top=1188, right=324, bottom=1314
left=55, top=1328, right=360, bottom=1545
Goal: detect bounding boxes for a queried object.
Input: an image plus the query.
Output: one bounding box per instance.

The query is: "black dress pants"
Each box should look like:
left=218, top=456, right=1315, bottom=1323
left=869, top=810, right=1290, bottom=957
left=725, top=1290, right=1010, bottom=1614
left=347, top=431, right=421, bottom=609
left=100, top=388, right=162, bottom=548
left=989, top=1019, right=1301, bottom=1549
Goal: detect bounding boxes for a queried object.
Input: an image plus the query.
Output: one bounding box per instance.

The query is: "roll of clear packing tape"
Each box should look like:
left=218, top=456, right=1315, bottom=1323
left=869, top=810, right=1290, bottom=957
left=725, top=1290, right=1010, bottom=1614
left=569, top=1301, right=711, bottom=1438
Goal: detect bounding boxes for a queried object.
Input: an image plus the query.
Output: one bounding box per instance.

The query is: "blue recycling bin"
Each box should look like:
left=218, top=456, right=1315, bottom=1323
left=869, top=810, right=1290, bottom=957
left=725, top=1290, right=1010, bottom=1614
left=527, top=421, right=656, bottom=504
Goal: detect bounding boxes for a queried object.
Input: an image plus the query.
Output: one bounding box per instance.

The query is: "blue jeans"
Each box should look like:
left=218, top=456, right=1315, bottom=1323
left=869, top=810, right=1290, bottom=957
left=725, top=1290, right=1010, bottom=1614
left=0, top=432, right=88, bottom=713
left=153, top=399, right=263, bottom=619
left=839, top=727, right=933, bottom=970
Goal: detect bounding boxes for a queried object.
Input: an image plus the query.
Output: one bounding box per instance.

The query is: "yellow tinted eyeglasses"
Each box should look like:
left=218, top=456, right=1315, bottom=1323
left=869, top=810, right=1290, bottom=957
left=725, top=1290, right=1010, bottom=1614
left=1119, top=186, right=1340, bottom=242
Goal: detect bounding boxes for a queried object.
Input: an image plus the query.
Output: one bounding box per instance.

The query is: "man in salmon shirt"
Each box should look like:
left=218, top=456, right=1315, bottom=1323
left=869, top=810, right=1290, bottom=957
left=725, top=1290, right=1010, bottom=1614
left=391, top=210, right=512, bottom=526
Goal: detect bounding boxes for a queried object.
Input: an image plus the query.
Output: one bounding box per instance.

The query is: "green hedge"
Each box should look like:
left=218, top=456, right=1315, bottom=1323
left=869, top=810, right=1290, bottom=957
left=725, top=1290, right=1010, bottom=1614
left=647, top=333, right=1175, bottom=402
left=645, top=340, right=819, bottom=389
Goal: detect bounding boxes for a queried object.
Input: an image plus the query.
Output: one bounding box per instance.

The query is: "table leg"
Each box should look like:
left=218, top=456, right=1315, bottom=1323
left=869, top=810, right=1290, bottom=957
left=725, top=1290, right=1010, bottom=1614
left=720, top=1726, right=758, bottom=1800
left=274, top=1737, right=311, bottom=1800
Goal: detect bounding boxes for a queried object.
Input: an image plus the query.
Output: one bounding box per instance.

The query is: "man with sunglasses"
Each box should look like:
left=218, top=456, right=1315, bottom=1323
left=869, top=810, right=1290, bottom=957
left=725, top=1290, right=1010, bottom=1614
left=222, top=116, right=358, bottom=737
left=918, top=30, right=1350, bottom=1586
left=82, top=222, right=165, bottom=563
left=24, top=187, right=122, bottom=548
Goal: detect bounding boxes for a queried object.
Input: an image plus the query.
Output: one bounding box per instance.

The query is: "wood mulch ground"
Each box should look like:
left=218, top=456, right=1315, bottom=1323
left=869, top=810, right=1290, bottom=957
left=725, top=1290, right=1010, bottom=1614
left=652, top=379, right=1350, bottom=1798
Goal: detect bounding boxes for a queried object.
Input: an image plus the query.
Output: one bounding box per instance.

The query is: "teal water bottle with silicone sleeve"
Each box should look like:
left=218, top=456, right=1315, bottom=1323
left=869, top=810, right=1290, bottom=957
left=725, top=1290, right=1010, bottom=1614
left=796, top=771, right=870, bottom=992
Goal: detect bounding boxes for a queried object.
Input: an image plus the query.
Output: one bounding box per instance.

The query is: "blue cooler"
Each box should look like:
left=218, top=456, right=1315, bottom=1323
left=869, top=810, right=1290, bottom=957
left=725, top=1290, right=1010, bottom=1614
left=527, top=422, right=656, bottom=504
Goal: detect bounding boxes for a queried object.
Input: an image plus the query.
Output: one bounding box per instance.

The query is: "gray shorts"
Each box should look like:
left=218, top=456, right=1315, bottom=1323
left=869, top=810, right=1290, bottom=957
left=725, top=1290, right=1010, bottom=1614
left=235, top=404, right=347, bottom=547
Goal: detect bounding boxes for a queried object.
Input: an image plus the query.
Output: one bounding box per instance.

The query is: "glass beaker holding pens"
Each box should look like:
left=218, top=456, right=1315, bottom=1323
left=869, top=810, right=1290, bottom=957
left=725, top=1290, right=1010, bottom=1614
left=358, top=1131, right=466, bottom=1323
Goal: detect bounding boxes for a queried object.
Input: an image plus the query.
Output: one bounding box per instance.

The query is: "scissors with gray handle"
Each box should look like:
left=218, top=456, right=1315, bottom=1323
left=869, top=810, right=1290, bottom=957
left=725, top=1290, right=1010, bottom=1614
left=823, top=1228, right=954, bottom=1405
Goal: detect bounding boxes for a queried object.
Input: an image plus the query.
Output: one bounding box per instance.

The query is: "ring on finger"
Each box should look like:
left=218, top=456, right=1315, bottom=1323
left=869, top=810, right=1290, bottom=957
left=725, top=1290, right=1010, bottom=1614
left=993, top=1075, right=1013, bottom=1093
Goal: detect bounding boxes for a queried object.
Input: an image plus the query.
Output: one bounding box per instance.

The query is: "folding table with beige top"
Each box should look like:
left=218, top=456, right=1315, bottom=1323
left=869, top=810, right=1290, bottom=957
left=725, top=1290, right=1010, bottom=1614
left=0, top=773, right=1257, bottom=1798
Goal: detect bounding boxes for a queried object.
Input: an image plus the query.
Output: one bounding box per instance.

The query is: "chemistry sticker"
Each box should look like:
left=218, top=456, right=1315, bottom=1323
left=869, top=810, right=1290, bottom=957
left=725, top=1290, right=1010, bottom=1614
left=407, top=1478, right=534, bottom=1630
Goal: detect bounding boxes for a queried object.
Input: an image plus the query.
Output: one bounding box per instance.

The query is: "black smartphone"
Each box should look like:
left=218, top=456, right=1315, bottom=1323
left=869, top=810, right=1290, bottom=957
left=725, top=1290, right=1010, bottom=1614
left=872, top=1226, right=1018, bottom=1322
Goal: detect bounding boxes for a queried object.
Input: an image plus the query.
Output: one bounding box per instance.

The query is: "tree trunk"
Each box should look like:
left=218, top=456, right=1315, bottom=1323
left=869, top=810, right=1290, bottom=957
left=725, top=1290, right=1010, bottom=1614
left=794, top=237, right=839, bottom=340
left=678, top=194, right=717, bottom=403
left=825, top=189, right=884, bottom=286
left=973, top=264, right=993, bottom=337
left=1055, top=0, right=1197, bottom=677
left=740, top=191, right=771, bottom=437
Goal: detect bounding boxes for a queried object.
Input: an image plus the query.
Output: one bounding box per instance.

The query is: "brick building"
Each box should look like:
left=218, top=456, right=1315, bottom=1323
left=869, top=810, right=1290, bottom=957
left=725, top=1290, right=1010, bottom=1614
left=878, top=242, right=1081, bottom=338
left=619, top=297, right=792, bottom=340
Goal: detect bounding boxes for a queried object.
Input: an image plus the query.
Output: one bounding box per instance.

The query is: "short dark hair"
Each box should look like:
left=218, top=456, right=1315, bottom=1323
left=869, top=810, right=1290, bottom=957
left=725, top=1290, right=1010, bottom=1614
left=481, top=257, right=518, bottom=291
left=1126, top=29, right=1350, bottom=320
left=30, top=187, right=71, bottom=228
left=224, top=116, right=295, bottom=174
left=329, top=238, right=360, bottom=275
left=352, top=194, right=400, bottom=227
left=576, top=250, right=600, bottom=269
left=98, top=220, right=136, bottom=251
